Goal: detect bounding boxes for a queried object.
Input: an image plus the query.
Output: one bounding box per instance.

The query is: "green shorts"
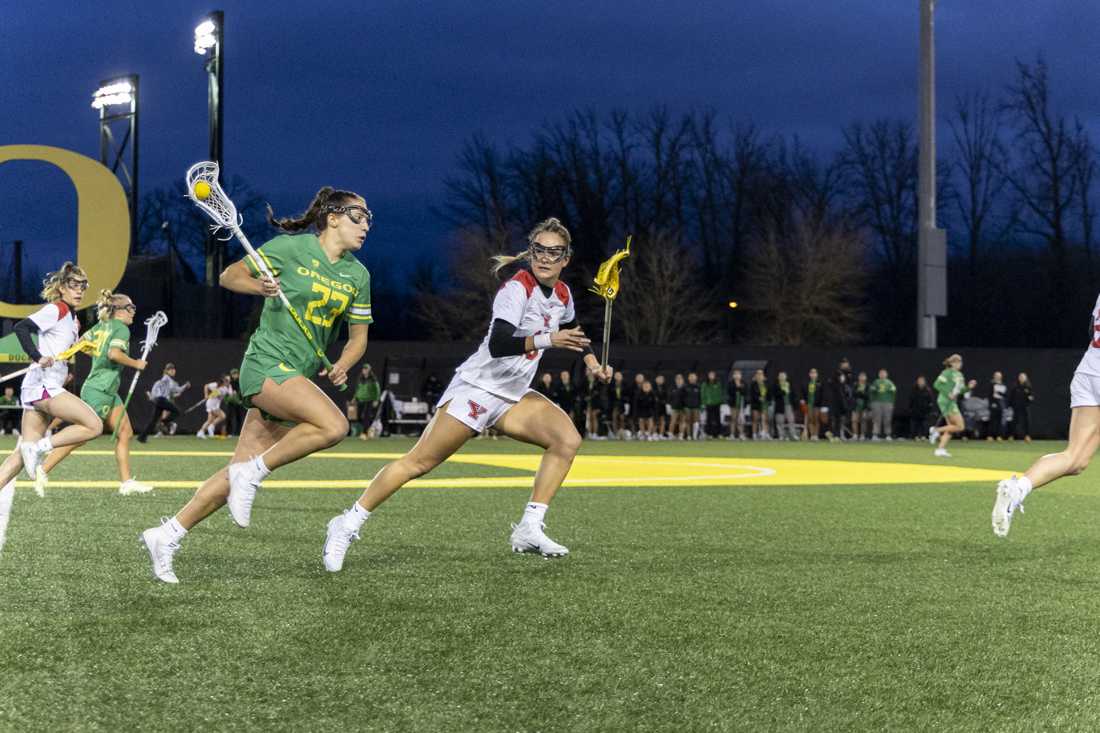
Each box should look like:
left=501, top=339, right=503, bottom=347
left=238, top=354, right=312, bottom=425
left=937, top=396, right=960, bottom=417
left=81, top=386, right=122, bottom=420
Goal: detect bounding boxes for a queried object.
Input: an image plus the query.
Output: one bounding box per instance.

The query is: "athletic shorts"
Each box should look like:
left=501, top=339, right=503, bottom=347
left=1070, top=372, right=1100, bottom=408
left=438, top=377, right=518, bottom=433
left=81, top=386, right=122, bottom=420
left=238, top=354, right=310, bottom=408
left=205, top=399, right=223, bottom=414
left=937, top=396, right=960, bottom=417
left=21, top=365, right=68, bottom=408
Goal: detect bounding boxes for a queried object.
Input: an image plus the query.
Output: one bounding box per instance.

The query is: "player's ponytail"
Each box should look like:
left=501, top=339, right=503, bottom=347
left=40, top=262, right=87, bottom=303
left=942, top=353, right=962, bottom=368
left=267, top=187, right=362, bottom=233
left=95, top=289, right=131, bottom=322
left=489, top=217, right=573, bottom=277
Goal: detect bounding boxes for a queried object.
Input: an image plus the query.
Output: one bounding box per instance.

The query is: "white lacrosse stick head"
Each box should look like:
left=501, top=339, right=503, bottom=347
left=141, top=310, right=169, bottom=350
left=186, top=161, right=238, bottom=232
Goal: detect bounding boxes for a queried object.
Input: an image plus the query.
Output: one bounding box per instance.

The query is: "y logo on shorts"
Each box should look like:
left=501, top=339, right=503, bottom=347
left=468, top=400, right=488, bottom=420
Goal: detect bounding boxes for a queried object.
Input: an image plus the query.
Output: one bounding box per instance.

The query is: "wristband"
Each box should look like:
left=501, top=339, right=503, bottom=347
left=533, top=333, right=553, bottom=350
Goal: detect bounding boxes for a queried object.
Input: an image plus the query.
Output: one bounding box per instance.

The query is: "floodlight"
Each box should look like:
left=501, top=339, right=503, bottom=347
left=91, top=80, right=134, bottom=109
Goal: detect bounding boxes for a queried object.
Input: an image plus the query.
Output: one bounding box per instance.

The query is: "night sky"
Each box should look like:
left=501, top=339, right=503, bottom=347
left=3, top=1, right=1098, bottom=290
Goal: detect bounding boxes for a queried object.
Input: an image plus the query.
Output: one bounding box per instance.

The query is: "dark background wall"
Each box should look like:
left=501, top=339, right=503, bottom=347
left=51, top=339, right=1075, bottom=439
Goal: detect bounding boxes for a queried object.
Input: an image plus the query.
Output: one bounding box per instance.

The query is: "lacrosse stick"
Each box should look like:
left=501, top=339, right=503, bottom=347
left=185, top=161, right=346, bottom=391
left=0, top=337, right=96, bottom=386
left=113, top=311, right=168, bottom=442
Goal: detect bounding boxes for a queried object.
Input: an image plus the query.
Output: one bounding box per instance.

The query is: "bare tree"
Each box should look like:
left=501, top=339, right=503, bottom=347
left=742, top=216, right=868, bottom=346
left=413, top=227, right=511, bottom=340
left=613, top=231, right=722, bottom=345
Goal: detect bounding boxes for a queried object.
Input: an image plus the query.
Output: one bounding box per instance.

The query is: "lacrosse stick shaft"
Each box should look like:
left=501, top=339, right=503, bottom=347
left=183, top=397, right=207, bottom=414
left=600, top=299, right=613, bottom=368
left=114, top=312, right=167, bottom=443
left=0, top=366, right=32, bottom=386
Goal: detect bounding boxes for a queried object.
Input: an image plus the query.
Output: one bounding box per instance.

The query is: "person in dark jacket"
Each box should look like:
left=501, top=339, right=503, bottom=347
left=749, top=369, right=770, bottom=439
left=800, top=368, right=823, bottom=440
left=826, top=366, right=854, bottom=440
left=700, top=370, right=725, bottom=438
left=682, top=372, right=702, bottom=440
left=584, top=371, right=607, bottom=439
left=634, top=380, right=658, bottom=440
left=610, top=371, right=628, bottom=439
left=629, top=372, right=646, bottom=437
left=987, top=371, right=1008, bottom=441
left=653, top=374, right=670, bottom=438
left=909, top=375, right=936, bottom=440
left=727, top=369, right=747, bottom=440
left=772, top=371, right=797, bottom=440
left=1008, top=372, right=1034, bottom=442
left=669, top=373, right=686, bottom=439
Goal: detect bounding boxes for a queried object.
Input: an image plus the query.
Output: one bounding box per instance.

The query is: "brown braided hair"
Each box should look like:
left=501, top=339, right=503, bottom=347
left=266, top=187, right=364, bottom=233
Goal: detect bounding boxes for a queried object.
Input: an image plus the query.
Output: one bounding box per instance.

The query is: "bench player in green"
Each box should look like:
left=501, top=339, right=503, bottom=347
left=141, top=186, right=372, bottom=583
left=930, top=353, right=966, bottom=457
left=35, top=290, right=151, bottom=496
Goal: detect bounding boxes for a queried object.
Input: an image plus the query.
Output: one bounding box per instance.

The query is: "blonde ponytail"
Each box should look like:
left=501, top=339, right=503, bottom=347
left=95, top=289, right=131, bottom=321
left=488, top=217, right=573, bottom=277
left=40, top=262, right=87, bottom=303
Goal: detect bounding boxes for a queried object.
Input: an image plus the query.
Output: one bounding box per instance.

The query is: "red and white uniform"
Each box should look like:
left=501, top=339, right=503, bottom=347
left=22, top=301, right=79, bottom=405
left=1071, top=293, right=1100, bottom=407
left=205, top=382, right=231, bottom=413
left=441, top=271, right=575, bottom=432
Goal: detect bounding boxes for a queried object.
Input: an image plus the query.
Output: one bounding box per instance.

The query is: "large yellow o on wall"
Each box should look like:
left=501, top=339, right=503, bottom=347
left=0, top=145, right=130, bottom=318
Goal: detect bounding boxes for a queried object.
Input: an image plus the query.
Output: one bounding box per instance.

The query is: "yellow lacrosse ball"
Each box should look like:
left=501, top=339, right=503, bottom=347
left=193, top=181, right=211, bottom=200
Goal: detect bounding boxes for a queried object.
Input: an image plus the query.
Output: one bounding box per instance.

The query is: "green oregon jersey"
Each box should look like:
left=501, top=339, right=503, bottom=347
left=243, top=233, right=372, bottom=377
left=81, top=319, right=130, bottom=396
left=934, top=368, right=964, bottom=402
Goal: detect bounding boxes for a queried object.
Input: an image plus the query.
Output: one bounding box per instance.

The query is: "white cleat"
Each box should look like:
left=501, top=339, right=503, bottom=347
left=19, top=440, right=44, bottom=481
left=510, top=522, right=569, bottom=557
left=196, top=431, right=207, bottom=440
left=227, top=460, right=263, bottom=528
left=992, top=475, right=1026, bottom=538
left=933, top=448, right=951, bottom=457
left=33, top=466, right=48, bottom=498
left=928, top=426, right=940, bottom=445
left=0, top=478, right=14, bottom=555
left=119, top=478, right=154, bottom=496
left=141, top=519, right=181, bottom=584
left=323, top=513, right=361, bottom=572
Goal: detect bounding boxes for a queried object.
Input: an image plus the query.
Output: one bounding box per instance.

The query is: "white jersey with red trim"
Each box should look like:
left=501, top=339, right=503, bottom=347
left=1077, top=292, right=1100, bottom=377
left=454, top=270, right=576, bottom=401
left=26, top=301, right=79, bottom=388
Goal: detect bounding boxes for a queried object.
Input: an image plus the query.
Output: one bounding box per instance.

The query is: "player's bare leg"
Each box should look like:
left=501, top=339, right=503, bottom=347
left=0, top=409, right=50, bottom=553
left=993, top=407, right=1100, bottom=538
left=934, top=412, right=964, bottom=456
left=141, top=409, right=289, bottom=582
left=495, top=392, right=581, bottom=557
left=322, top=404, right=473, bottom=571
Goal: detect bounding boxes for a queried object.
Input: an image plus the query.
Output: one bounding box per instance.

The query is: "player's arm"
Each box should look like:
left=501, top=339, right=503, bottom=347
left=326, top=324, right=369, bottom=387
left=219, top=259, right=279, bottom=297
left=108, top=347, right=146, bottom=371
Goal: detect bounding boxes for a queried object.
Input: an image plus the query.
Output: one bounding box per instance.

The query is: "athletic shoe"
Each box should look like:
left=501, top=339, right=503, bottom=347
left=928, top=426, right=940, bottom=445
left=19, top=440, right=44, bottom=481
left=323, top=513, right=361, bottom=572
left=119, top=478, right=154, bottom=496
left=33, top=466, right=47, bottom=498
left=933, top=448, right=951, bottom=457
left=992, top=475, right=1026, bottom=538
left=510, top=521, right=569, bottom=557
left=227, top=459, right=264, bottom=528
left=141, top=519, right=181, bottom=584
left=0, top=478, right=13, bottom=555
left=169, top=422, right=178, bottom=435
left=196, top=431, right=207, bottom=440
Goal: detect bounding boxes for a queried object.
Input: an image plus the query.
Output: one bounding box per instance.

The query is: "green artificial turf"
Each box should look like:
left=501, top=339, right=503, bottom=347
left=1, top=436, right=1098, bottom=731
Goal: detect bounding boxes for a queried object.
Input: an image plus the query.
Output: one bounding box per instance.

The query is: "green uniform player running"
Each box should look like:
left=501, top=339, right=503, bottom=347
left=930, top=353, right=966, bottom=457
left=38, top=290, right=152, bottom=496
left=142, top=186, right=373, bottom=583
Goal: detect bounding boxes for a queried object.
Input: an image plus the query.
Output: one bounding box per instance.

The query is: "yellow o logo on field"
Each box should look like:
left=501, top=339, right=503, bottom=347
left=0, top=145, right=130, bottom=317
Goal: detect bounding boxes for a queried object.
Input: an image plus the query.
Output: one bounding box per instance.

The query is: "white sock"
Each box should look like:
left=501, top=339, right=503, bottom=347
left=1017, top=475, right=1034, bottom=498
left=252, top=455, right=271, bottom=478
left=346, top=502, right=371, bottom=530
left=36, top=436, right=53, bottom=453
left=164, top=516, right=188, bottom=542
left=522, top=502, right=548, bottom=526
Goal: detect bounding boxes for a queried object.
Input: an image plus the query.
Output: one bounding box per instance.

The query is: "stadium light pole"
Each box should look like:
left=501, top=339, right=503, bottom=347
left=917, top=0, right=947, bottom=348
left=195, top=10, right=224, bottom=287
left=92, top=75, right=140, bottom=254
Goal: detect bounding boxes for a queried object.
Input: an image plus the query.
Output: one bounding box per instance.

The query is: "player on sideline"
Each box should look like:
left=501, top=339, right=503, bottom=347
left=322, top=217, right=613, bottom=572
left=0, top=264, right=104, bottom=554
left=993, top=295, right=1100, bottom=536
left=929, top=354, right=965, bottom=457
left=34, top=290, right=151, bottom=496
left=140, top=187, right=372, bottom=583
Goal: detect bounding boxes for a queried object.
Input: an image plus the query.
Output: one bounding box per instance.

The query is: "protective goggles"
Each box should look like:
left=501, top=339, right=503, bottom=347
left=529, top=243, right=570, bottom=264
left=329, top=205, right=373, bottom=227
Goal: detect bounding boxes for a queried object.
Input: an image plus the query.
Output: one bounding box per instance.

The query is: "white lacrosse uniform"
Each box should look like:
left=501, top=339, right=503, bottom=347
left=205, top=383, right=230, bottom=413
left=441, top=270, right=575, bottom=432
left=21, top=301, right=79, bottom=406
left=1071, top=292, right=1100, bottom=407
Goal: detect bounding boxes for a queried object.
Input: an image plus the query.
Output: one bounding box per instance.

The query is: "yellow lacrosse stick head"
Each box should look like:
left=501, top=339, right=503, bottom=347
left=590, top=235, right=632, bottom=301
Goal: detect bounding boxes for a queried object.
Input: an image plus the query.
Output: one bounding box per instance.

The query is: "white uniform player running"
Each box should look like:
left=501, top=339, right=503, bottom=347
left=323, top=217, right=613, bottom=571
left=198, top=376, right=232, bottom=438
left=993, top=291, right=1100, bottom=536
left=0, top=263, right=104, bottom=555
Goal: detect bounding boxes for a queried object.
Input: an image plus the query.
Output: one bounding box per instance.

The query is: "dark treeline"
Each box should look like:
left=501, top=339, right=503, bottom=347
left=422, top=58, right=1098, bottom=348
